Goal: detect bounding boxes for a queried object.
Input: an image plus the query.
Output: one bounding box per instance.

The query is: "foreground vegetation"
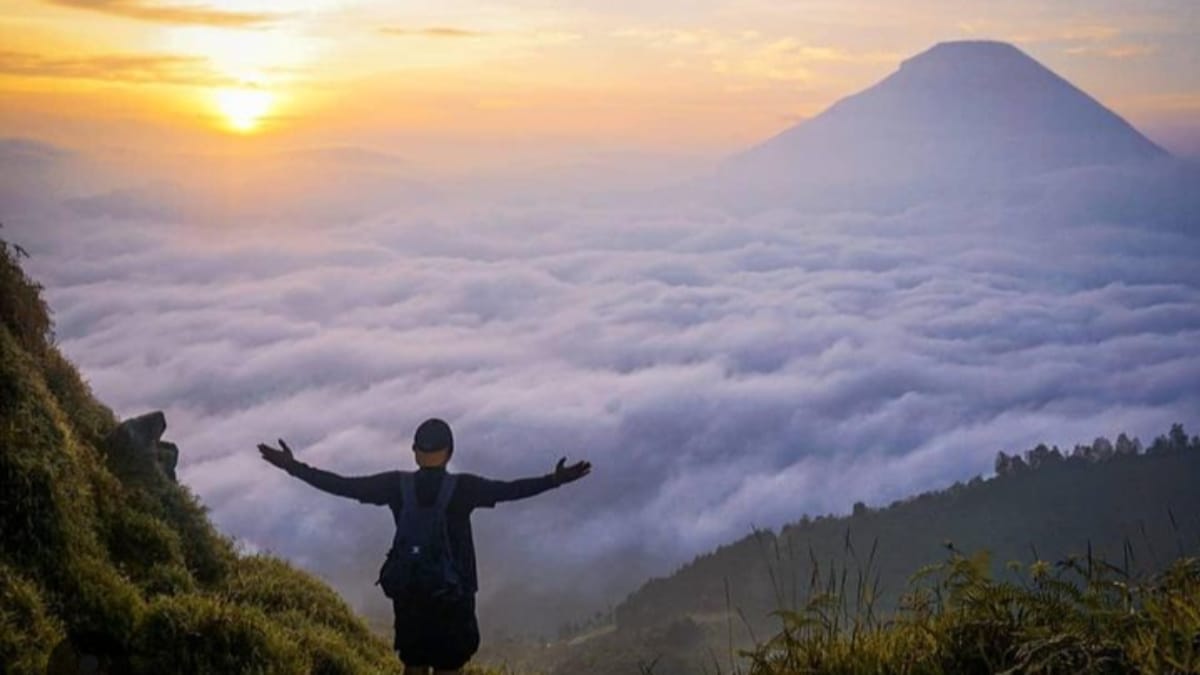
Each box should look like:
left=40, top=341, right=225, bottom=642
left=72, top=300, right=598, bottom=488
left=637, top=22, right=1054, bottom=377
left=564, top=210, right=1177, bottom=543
left=0, top=234, right=494, bottom=673
left=523, top=541, right=1200, bottom=675
left=741, top=547, right=1199, bottom=674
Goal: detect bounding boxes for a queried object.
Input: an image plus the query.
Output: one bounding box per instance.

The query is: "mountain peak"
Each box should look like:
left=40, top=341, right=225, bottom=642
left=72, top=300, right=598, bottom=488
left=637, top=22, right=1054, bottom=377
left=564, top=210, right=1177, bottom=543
left=717, top=39, right=1166, bottom=207
left=893, top=40, right=1063, bottom=89
left=904, top=40, right=1028, bottom=66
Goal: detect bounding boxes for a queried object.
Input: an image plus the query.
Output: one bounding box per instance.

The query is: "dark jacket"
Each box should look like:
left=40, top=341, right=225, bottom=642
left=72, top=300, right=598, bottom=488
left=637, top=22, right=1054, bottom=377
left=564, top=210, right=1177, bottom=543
left=285, top=462, right=558, bottom=592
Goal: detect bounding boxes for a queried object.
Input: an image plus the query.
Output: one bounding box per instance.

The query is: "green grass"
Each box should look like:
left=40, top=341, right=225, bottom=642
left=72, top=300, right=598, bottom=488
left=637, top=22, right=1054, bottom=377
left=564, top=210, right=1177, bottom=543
left=0, top=562, right=64, bottom=674
left=739, top=546, right=1200, bottom=675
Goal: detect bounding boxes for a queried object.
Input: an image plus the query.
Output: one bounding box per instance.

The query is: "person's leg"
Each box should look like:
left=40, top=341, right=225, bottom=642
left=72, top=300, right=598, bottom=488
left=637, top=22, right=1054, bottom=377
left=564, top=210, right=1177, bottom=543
left=396, top=597, right=433, bottom=675
left=431, top=594, right=478, bottom=675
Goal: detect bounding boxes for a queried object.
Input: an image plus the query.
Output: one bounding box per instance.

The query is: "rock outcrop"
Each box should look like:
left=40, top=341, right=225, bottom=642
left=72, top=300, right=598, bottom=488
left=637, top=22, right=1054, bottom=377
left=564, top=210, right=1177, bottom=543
left=104, top=410, right=180, bottom=482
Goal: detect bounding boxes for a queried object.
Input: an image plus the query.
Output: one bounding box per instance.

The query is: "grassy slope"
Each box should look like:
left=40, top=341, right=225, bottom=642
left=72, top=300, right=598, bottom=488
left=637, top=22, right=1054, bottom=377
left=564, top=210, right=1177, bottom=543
left=0, top=240, right=495, bottom=673
left=738, top=550, right=1200, bottom=674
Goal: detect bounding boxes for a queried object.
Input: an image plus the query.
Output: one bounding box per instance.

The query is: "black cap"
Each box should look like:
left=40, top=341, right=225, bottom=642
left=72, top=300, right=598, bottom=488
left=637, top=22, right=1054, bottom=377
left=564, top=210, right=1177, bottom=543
left=413, top=418, right=453, bottom=453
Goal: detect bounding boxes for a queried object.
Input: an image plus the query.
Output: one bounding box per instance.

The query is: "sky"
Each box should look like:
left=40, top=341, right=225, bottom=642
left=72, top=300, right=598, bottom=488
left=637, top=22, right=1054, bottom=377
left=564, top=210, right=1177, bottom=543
left=1, top=0, right=1199, bottom=641
left=1, top=0, right=1199, bottom=166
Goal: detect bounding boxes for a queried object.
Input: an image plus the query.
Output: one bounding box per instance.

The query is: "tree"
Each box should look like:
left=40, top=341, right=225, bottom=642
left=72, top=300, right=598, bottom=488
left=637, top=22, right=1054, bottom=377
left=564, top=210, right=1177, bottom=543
left=1091, top=437, right=1114, bottom=462
left=1114, top=433, right=1141, bottom=456
left=1168, top=423, right=1189, bottom=451
left=1009, top=454, right=1029, bottom=474
left=1026, top=443, right=1063, bottom=469
left=995, top=451, right=1012, bottom=477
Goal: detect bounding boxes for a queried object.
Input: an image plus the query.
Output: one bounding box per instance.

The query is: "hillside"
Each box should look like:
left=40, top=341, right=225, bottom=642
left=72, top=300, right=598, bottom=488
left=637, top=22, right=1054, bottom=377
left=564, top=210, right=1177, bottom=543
left=526, top=430, right=1200, bottom=674
left=0, top=236, right=415, bottom=673
left=619, top=433, right=1200, bottom=631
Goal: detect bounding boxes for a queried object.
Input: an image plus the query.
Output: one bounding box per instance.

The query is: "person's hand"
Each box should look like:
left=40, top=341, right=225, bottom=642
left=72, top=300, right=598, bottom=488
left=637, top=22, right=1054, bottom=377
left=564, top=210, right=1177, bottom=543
left=553, top=457, right=591, bottom=485
left=258, top=438, right=297, bottom=471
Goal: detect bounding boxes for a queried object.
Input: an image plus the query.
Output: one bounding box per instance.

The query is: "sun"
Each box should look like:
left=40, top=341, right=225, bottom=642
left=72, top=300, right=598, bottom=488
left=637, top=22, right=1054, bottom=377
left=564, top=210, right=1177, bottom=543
left=215, top=88, right=274, bottom=134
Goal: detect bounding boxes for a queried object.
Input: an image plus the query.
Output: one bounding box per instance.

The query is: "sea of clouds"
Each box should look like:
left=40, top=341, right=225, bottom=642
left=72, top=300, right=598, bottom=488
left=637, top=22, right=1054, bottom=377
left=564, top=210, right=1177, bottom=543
left=4, top=143, right=1199, bottom=634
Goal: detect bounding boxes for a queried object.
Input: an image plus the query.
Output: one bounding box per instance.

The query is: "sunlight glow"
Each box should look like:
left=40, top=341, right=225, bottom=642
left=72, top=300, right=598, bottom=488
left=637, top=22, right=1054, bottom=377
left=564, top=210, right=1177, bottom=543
left=215, top=88, right=274, bottom=133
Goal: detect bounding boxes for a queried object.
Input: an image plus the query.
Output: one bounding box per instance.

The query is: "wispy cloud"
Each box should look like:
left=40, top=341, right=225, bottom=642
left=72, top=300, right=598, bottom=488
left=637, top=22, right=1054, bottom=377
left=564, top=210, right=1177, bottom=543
left=956, top=20, right=1156, bottom=61
left=1053, top=24, right=1121, bottom=43
left=0, top=49, right=225, bottom=86
left=44, top=0, right=277, bottom=27
left=613, top=28, right=897, bottom=83
left=378, top=26, right=487, bottom=38
left=957, top=20, right=1122, bottom=45
left=1065, top=43, right=1156, bottom=59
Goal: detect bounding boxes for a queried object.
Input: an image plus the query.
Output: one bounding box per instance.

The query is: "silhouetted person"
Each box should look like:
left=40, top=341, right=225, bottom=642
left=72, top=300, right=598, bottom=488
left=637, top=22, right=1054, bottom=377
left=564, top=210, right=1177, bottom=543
left=258, top=418, right=591, bottom=675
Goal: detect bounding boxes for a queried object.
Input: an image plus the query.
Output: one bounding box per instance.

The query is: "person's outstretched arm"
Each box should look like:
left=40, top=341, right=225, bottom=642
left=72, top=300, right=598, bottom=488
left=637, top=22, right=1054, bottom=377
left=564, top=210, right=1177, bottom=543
left=470, top=457, right=592, bottom=508
left=258, top=439, right=396, bottom=505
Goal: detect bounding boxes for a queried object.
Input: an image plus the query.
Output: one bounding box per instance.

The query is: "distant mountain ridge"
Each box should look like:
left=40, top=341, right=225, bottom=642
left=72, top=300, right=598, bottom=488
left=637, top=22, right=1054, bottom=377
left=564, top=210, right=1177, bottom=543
left=715, top=40, right=1167, bottom=207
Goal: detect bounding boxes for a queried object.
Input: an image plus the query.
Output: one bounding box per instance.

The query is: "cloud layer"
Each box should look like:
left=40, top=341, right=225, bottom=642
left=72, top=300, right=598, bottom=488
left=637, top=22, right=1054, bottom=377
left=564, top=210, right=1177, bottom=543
left=6, top=152, right=1199, bottom=635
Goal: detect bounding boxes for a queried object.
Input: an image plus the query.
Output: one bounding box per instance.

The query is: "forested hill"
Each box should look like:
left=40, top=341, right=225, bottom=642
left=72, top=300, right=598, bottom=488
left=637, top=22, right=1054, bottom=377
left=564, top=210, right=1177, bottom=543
left=491, top=429, right=1200, bottom=675
left=0, top=236, right=415, bottom=673
left=522, top=431, right=1199, bottom=673
left=614, top=428, right=1200, bottom=638
left=528, top=427, right=1200, bottom=667
left=516, top=420, right=1200, bottom=667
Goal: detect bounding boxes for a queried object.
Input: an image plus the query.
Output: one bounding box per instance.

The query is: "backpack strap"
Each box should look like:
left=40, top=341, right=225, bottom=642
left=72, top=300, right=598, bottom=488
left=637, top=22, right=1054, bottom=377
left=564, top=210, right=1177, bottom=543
left=434, top=473, right=458, bottom=512
left=399, top=472, right=416, bottom=509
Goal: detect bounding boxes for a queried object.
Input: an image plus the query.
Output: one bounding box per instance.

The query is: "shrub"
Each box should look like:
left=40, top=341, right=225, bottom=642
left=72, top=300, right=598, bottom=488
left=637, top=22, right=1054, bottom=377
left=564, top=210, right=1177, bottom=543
left=156, top=485, right=237, bottom=587
left=132, top=593, right=304, bottom=674
left=102, top=507, right=187, bottom=576
left=0, top=563, right=64, bottom=675
left=223, top=555, right=371, bottom=638
left=0, top=234, right=52, bottom=355
left=59, top=551, right=145, bottom=647
left=743, top=551, right=1200, bottom=675
left=40, top=345, right=117, bottom=448
left=223, top=556, right=403, bottom=672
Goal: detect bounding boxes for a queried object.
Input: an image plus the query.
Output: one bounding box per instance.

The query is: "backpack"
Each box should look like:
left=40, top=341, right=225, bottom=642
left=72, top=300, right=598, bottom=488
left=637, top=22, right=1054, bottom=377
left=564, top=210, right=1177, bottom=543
left=376, top=472, right=464, bottom=602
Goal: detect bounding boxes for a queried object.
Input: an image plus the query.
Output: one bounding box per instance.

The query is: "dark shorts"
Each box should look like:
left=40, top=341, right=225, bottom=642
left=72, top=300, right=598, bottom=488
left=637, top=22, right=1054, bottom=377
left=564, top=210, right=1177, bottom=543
left=393, top=594, right=480, bottom=670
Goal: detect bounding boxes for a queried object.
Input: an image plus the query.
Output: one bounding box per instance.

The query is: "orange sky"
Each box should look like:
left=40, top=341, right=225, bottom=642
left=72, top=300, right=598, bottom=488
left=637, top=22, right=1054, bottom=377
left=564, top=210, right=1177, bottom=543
left=2, top=0, right=1198, bottom=166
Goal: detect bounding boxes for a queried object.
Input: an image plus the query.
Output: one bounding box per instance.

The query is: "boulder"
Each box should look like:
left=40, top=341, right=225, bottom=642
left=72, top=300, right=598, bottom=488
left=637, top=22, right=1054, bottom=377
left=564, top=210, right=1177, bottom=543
left=104, top=411, right=180, bottom=482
